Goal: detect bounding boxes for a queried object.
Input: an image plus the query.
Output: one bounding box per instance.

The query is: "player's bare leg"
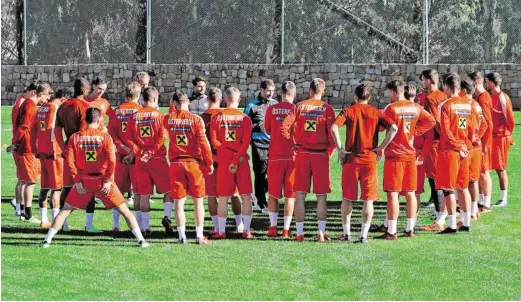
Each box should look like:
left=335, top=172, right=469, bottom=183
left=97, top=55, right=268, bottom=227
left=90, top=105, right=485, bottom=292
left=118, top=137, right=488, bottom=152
left=316, top=194, right=329, bottom=242
left=41, top=203, right=75, bottom=247
left=59, top=186, right=73, bottom=230
left=133, top=193, right=142, bottom=231
left=241, top=194, right=253, bottom=239
left=457, top=188, right=471, bottom=231
left=161, top=193, right=174, bottom=234
left=404, top=192, right=417, bottom=237
left=139, top=194, right=152, bottom=237
left=479, top=171, right=492, bottom=211
left=495, top=169, right=508, bottom=207
left=174, top=197, right=187, bottom=243
left=294, top=192, right=306, bottom=241
left=116, top=203, right=148, bottom=247
left=360, top=200, right=374, bottom=243
left=231, top=194, right=243, bottom=232
left=469, top=181, right=480, bottom=219
left=214, top=196, right=229, bottom=238
left=193, top=197, right=210, bottom=244
left=439, top=191, right=458, bottom=233
left=49, top=190, right=61, bottom=223
left=340, top=199, right=352, bottom=241
left=383, top=191, right=400, bottom=240
left=207, top=196, right=219, bottom=234
left=267, top=195, right=280, bottom=237
left=37, top=188, right=51, bottom=228
left=282, top=197, right=295, bottom=238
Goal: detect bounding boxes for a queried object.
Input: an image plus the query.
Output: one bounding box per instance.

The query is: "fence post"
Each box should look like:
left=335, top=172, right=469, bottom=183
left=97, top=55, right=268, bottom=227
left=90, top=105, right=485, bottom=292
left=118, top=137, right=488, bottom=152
left=146, top=0, right=151, bottom=64
left=23, top=0, right=27, bottom=65
left=423, top=0, right=429, bottom=64
left=281, top=0, right=285, bottom=65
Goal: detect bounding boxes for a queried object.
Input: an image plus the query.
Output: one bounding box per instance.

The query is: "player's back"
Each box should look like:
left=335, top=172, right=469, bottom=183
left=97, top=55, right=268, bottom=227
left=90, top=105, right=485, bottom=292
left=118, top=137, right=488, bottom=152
left=110, top=102, right=142, bottom=154
left=438, top=97, right=474, bottom=151
left=490, top=90, right=515, bottom=137
left=287, top=99, right=335, bottom=151
left=164, top=110, right=208, bottom=162
left=68, top=128, right=113, bottom=176
left=201, top=108, right=222, bottom=154
left=36, top=102, right=62, bottom=156
left=424, top=89, right=447, bottom=141
left=212, top=108, right=251, bottom=152
left=475, top=91, right=493, bottom=146
left=265, top=102, right=295, bottom=159
left=57, top=98, right=90, bottom=142
left=15, top=98, right=38, bottom=154
left=11, top=95, right=25, bottom=136
left=128, top=106, right=167, bottom=155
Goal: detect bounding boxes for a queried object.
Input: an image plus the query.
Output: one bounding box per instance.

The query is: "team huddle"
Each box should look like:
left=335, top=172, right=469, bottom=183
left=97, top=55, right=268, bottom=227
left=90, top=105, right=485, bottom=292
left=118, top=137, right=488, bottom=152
left=7, top=69, right=515, bottom=247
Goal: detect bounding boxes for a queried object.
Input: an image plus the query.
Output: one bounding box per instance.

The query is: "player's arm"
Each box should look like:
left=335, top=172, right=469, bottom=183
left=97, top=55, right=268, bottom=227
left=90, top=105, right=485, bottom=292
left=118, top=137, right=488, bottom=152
left=66, top=135, right=80, bottom=183
left=232, top=117, right=252, bottom=165
left=149, top=114, right=167, bottom=156
left=209, top=114, right=222, bottom=151
left=12, top=103, right=37, bottom=146
left=281, top=106, right=297, bottom=139
left=414, top=108, right=436, bottom=137
left=440, top=104, right=463, bottom=151
left=501, top=94, right=515, bottom=134
left=475, top=106, right=488, bottom=140
left=264, top=108, right=272, bottom=135
left=123, top=114, right=142, bottom=156
left=331, top=109, right=347, bottom=149
left=420, top=130, right=434, bottom=158
left=77, top=104, right=88, bottom=132
left=103, top=135, right=116, bottom=183
left=196, top=118, right=214, bottom=168
left=326, top=106, right=337, bottom=155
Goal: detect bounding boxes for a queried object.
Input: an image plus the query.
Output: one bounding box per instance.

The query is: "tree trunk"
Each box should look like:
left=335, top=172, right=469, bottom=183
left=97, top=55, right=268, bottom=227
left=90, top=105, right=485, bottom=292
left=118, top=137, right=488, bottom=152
left=134, top=0, right=147, bottom=63
left=267, top=0, right=283, bottom=64
left=15, top=0, right=24, bottom=65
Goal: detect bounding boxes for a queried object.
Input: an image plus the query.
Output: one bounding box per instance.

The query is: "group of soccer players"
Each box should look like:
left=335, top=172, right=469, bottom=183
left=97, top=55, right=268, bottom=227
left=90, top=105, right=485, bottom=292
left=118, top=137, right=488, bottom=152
left=7, top=69, right=514, bottom=247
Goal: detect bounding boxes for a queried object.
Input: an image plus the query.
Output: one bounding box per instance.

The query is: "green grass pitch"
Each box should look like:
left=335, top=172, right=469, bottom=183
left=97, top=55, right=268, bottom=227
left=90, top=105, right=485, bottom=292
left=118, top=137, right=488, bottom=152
left=1, top=107, right=521, bottom=300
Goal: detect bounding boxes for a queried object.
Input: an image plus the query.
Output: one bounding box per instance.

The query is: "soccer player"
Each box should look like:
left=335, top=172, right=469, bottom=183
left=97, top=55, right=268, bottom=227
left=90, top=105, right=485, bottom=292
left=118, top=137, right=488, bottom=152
left=210, top=87, right=254, bottom=239
left=35, top=88, right=71, bottom=228
left=108, top=82, right=144, bottom=232
left=8, top=83, right=53, bottom=223
left=436, top=73, right=476, bottom=233
left=244, top=79, right=277, bottom=212
left=468, top=71, right=493, bottom=212
left=331, top=84, right=397, bottom=243
left=124, top=86, right=170, bottom=237
left=419, top=70, right=449, bottom=232
left=381, top=81, right=435, bottom=239
left=461, top=79, right=487, bottom=220
left=486, top=72, right=515, bottom=207
left=164, top=90, right=213, bottom=244
left=9, top=81, right=38, bottom=217
left=136, top=71, right=150, bottom=106
left=41, top=108, right=148, bottom=248
left=56, top=77, right=91, bottom=232
left=189, top=76, right=208, bottom=115
left=264, top=81, right=297, bottom=238
left=281, top=78, right=335, bottom=242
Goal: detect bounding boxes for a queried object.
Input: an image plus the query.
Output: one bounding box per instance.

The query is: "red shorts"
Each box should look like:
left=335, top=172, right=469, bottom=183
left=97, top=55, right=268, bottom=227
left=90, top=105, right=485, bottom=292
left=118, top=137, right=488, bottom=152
left=436, top=150, right=469, bottom=190
left=40, top=157, right=63, bottom=189
left=383, top=160, right=417, bottom=192
left=491, top=136, right=512, bottom=171
left=135, top=156, right=170, bottom=195
left=469, top=148, right=481, bottom=182
left=203, top=163, right=218, bottom=197
left=169, top=161, right=205, bottom=199
left=424, top=144, right=438, bottom=179
left=114, top=154, right=138, bottom=194
left=294, top=151, right=331, bottom=195
left=66, top=176, right=124, bottom=209
left=342, top=163, right=378, bottom=201
left=216, top=159, right=252, bottom=197
left=16, top=153, right=40, bottom=183
left=267, top=158, right=296, bottom=199
left=62, top=149, right=74, bottom=187
left=416, top=162, right=426, bottom=194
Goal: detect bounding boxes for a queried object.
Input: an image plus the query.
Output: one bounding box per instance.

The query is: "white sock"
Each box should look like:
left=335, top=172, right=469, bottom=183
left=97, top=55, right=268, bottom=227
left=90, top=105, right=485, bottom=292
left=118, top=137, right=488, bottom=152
left=142, top=211, right=150, bottom=230
left=283, top=216, right=292, bottom=230
left=318, top=220, right=326, bottom=235
left=44, top=228, right=58, bottom=243
left=40, top=207, right=48, bottom=223
left=135, top=210, right=142, bottom=229
left=211, top=215, right=218, bottom=232
left=268, top=212, right=278, bottom=227
left=218, top=217, right=227, bottom=234
left=360, top=223, right=370, bottom=239
left=16, top=203, right=21, bottom=215
left=463, top=212, right=471, bottom=227
left=85, top=213, right=94, bottom=229
left=383, top=217, right=388, bottom=227
left=406, top=218, right=417, bottom=232
left=296, top=222, right=304, bottom=236
left=51, top=208, right=59, bottom=222
left=243, top=215, right=252, bottom=233
left=343, top=224, right=351, bottom=237
left=500, top=190, right=508, bottom=202
left=471, top=202, right=478, bottom=217
left=112, top=209, right=120, bottom=228
left=164, top=201, right=173, bottom=218
left=479, top=194, right=484, bottom=205
left=484, top=196, right=491, bottom=208
left=132, top=227, right=145, bottom=242
left=177, top=226, right=186, bottom=240
left=196, top=226, right=204, bottom=239
left=234, top=214, right=242, bottom=227
left=448, top=215, right=457, bottom=229
left=436, top=212, right=447, bottom=225
left=387, top=220, right=397, bottom=235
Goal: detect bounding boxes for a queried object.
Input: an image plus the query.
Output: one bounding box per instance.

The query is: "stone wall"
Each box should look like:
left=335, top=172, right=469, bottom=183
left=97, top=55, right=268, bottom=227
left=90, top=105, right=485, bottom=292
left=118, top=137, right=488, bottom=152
left=2, top=64, right=520, bottom=109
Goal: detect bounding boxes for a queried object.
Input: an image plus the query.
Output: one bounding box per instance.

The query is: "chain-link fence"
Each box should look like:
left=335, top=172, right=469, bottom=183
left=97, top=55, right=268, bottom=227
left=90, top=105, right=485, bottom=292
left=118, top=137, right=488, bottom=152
left=2, top=0, right=520, bottom=65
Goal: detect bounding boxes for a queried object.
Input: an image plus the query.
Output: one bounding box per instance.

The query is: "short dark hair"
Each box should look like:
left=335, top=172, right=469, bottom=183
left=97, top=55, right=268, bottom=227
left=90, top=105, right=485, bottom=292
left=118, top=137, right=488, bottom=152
left=55, top=88, right=73, bottom=99
left=485, top=72, right=502, bottom=86
left=421, top=69, right=439, bottom=84
left=208, top=87, right=222, bottom=103
left=86, top=107, right=101, bottom=124
left=354, top=84, right=371, bottom=100
left=91, top=77, right=106, bottom=86
left=26, top=81, right=40, bottom=92
left=73, top=78, right=90, bottom=97
left=260, top=79, right=275, bottom=90
left=310, top=78, right=325, bottom=94
left=386, top=80, right=405, bottom=94
left=443, top=73, right=461, bottom=92
left=172, top=90, right=189, bottom=104
left=460, top=79, right=475, bottom=95
left=192, top=76, right=206, bottom=86
left=404, top=84, right=417, bottom=100
left=281, top=81, right=296, bottom=94
left=468, top=71, right=483, bottom=82
left=36, top=83, right=52, bottom=96
left=142, top=86, right=158, bottom=102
